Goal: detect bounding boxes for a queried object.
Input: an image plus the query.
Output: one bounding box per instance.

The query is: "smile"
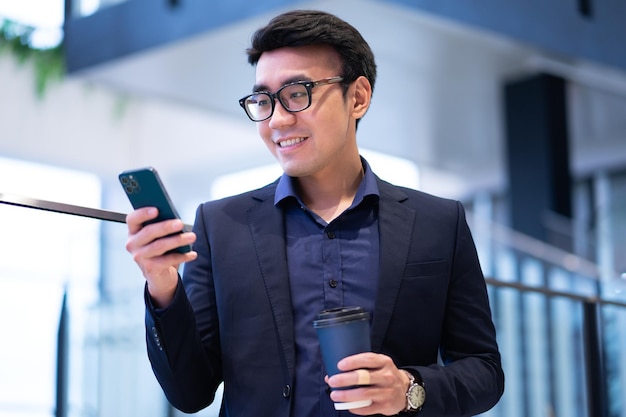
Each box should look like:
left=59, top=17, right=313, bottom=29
left=278, top=137, right=306, bottom=148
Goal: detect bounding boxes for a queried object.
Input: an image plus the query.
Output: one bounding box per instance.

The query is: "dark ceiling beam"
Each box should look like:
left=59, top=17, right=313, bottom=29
left=64, top=0, right=305, bottom=73
left=64, top=0, right=626, bottom=74
left=388, top=0, right=626, bottom=72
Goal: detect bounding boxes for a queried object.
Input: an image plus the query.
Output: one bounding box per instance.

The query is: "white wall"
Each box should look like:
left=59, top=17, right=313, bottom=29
left=0, top=52, right=273, bottom=211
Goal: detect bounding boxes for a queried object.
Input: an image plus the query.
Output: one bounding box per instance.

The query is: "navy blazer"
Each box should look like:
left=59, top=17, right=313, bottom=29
left=145, top=176, right=504, bottom=416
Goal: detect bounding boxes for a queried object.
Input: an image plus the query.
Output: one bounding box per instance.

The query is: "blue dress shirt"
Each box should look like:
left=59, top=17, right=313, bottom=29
left=274, top=158, right=380, bottom=417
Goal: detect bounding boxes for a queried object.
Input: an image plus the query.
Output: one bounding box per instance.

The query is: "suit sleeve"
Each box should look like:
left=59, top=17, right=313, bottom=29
left=409, top=201, right=504, bottom=416
left=144, top=204, right=222, bottom=414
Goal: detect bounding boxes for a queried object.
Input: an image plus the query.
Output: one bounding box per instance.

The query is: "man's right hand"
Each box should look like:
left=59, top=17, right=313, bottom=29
left=125, top=207, right=197, bottom=308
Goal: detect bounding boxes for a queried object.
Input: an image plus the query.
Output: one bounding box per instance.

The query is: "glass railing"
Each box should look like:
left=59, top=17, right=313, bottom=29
left=0, top=191, right=181, bottom=417
left=468, top=214, right=626, bottom=417
left=1, top=192, right=625, bottom=417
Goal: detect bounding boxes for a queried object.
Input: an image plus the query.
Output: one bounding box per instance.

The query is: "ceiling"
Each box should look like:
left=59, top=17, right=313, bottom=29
left=66, top=0, right=543, bottom=196
left=49, top=0, right=626, bottom=200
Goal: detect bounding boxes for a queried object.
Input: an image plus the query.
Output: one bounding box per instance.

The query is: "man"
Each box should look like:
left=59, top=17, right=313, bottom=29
left=125, top=9, right=504, bottom=417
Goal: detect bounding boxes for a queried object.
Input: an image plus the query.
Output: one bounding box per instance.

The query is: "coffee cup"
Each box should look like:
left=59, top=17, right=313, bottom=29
left=313, top=306, right=372, bottom=410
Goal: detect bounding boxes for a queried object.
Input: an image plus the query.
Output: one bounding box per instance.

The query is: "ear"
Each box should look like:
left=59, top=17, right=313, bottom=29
left=350, top=76, right=372, bottom=120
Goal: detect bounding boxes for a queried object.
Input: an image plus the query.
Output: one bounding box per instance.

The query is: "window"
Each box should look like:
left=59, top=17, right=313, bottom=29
left=0, top=157, right=101, bottom=417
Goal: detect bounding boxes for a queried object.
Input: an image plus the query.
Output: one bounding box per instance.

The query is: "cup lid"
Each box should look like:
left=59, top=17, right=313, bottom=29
left=313, top=306, right=369, bottom=327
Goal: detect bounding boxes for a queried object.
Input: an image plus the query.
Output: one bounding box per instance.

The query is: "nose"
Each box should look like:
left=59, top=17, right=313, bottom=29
left=268, top=99, right=296, bottom=128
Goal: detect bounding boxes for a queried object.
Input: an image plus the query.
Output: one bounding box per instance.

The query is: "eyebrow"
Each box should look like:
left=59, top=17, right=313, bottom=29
left=252, top=75, right=312, bottom=93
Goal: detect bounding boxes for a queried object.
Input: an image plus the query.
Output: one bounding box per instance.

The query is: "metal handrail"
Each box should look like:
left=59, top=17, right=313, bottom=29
left=469, top=213, right=606, bottom=280
left=484, top=278, right=626, bottom=309
left=0, top=192, right=127, bottom=223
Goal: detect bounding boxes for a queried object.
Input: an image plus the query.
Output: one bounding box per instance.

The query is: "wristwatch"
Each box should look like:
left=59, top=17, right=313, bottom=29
left=402, top=370, right=426, bottom=413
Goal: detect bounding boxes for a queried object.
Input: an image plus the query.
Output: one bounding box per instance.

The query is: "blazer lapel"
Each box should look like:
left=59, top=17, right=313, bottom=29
left=371, top=179, right=415, bottom=352
left=247, top=185, right=296, bottom=379
left=242, top=179, right=414, bottom=369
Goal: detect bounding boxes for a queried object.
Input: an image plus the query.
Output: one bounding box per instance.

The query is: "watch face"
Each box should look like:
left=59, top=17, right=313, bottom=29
left=408, top=384, right=426, bottom=409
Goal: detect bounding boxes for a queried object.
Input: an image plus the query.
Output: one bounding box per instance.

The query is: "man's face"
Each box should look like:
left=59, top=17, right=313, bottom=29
left=254, top=45, right=360, bottom=179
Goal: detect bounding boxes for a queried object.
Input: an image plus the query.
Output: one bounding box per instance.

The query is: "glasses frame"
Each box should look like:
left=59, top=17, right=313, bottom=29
left=238, top=76, right=344, bottom=122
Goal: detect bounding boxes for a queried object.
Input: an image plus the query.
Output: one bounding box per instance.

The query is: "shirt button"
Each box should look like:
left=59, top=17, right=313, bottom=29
left=327, top=231, right=336, bottom=239
left=282, top=384, right=291, bottom=397
left=329, top=279, right=338, bottom=288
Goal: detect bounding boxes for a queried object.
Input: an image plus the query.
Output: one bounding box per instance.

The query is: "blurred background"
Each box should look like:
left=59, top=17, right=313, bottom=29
left=1, top=0, right=625, bottom=416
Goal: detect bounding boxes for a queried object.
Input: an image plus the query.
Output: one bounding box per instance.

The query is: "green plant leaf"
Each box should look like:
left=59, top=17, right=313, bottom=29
left=0, top=18, right=65, bottom=98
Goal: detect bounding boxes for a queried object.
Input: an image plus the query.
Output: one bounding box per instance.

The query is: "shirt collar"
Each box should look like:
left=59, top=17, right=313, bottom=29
left=274, top=156, right=380, bottom=207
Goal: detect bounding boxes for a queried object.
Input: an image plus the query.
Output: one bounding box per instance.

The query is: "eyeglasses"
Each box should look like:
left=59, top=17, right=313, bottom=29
left=239, top=76, right=344, bottom=122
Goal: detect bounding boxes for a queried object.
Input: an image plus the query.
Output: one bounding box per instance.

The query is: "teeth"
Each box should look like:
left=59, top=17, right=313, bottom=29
left=279, top=137, right=305, bottom=148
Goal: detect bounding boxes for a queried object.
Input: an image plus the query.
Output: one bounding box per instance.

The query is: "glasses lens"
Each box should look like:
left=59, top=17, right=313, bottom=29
left=278, top=83, right=311, bottom=112
left=244, top=93, right=272, bottom=121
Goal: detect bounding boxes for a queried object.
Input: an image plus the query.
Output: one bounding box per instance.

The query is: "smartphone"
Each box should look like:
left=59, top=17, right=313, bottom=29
left=119, top=167, right=192, bottom=254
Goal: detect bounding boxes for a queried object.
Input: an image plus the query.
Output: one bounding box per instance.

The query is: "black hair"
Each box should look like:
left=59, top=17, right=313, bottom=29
left=246, top=10, right=377, bottom=95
